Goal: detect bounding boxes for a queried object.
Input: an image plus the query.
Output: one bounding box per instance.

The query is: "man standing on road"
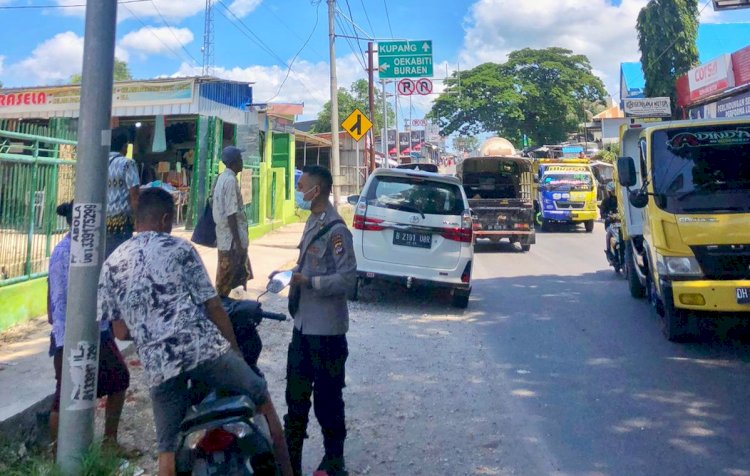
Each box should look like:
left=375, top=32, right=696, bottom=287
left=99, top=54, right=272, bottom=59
left=213, top=146, right=253, bottom=297
left=106, top=131, right=140, bottom=257
left=279, top=165, right=357, bottom=476
left=98, top=188, right=291, bottom=476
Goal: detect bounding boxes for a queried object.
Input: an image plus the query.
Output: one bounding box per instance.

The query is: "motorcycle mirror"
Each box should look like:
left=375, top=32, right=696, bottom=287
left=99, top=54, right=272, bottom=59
left=267, top=270, right=293, bottom=294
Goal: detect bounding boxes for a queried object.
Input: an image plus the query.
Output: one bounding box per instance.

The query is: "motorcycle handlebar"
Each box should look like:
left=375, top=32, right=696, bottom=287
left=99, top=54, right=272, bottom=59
left=260, top=311, right=287, bottom=322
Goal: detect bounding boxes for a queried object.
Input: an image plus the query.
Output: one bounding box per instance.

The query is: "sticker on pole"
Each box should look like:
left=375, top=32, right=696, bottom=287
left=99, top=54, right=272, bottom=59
left=341, top=108, right=373, bottom=142
left=67, top=340, right=99, bottom=411
left=70, top=203, right=102, bottom=268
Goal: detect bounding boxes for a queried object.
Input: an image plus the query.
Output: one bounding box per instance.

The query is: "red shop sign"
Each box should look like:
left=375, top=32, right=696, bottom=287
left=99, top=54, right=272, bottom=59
left=732, top=45, right=750, bottom=88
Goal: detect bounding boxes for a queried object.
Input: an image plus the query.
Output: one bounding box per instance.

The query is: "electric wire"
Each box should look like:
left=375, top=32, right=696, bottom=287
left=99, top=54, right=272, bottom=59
left=382, top=0, right=394, bottom=37
left=0, top=0, right=148, bottom=8
left=359, top=0, right=375, bottom=36
left=121, top=3, right=194, bottom=66
left=149, top=0, right=201, bottom=67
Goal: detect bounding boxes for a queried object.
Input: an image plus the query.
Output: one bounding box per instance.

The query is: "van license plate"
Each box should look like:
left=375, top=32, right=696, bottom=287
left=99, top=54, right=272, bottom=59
left=737, top=288, right=750, bottom=305
left=393, top=230, right=432, bottom=249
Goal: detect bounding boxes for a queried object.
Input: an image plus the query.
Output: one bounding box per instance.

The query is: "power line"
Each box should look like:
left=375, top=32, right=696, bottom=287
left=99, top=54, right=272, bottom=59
left=260, top=1, right=325, bottom=58
left=359, top=0, right=375, bottom=36
left=382, top=0, right=394, bottom=37
left=121, top=4, right=193, bottom=66
left=265, top=0, right=322, bottom=102
left=0, top=0, right=148, bottom=8
left=335, top=14, right=367, bottom=72
left=150, top=0, right=201, bottom=67
left=643, top=0, right=713, bottom=72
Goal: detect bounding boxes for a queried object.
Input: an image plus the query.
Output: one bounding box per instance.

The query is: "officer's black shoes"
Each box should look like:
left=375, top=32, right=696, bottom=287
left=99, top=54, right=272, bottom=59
left=317, top=454, right=349, bottom=476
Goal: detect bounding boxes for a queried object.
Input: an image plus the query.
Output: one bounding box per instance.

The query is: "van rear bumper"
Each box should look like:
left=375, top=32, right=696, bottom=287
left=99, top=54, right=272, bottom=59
left=357, top=270, right=471, bottom=291
left=669, top=279, right=750, bottom=313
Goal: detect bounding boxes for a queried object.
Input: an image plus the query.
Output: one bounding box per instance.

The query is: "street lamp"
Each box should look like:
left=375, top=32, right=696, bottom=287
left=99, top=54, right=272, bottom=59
left=713, top=0, right=750, bottom=10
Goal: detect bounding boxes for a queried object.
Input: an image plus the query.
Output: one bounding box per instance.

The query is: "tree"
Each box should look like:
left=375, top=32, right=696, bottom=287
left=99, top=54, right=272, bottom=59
left=70, top=58, right=132, bottom=84
left=312, top=79, right=394, bottom=134
left=429, top=48, right=606, bottom=146
left=452, top=135, right=479, bottom=153
left=637, top=0, right=699, bottom=116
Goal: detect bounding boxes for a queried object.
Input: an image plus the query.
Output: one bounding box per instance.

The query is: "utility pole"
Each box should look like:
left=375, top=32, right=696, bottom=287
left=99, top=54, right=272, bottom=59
left=367, top=41, right=377, bottom=173
left=56, top=0, right=118, bottom=472
left=327, top=0, right=341, bottom=207
left=381, top=80, right=388, bottom=167
left=202, top=0, right=215, bottom=76
left=393, top=82, right=398, bottom=161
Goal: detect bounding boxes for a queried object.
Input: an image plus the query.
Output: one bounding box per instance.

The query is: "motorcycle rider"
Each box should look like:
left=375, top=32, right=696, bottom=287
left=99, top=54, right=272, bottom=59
left=600, top=182, right=619, bottom=263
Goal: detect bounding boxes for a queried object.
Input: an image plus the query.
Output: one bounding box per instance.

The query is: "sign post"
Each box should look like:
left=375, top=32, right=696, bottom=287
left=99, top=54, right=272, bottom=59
left=378, top=40, right=433, bottom=79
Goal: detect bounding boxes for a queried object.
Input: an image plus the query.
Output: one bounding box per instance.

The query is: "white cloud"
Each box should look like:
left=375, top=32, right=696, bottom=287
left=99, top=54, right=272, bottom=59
left=227, top=0, right=262, bottom=17
left=8, top=31, right=128, bottom=85
left=459, top=0, right=650, bottom=97
left=121, top=26, right=194, bottom=57
left=53, top=0, right=260, bottom=21
left=175, top=54, right=367, bottom=119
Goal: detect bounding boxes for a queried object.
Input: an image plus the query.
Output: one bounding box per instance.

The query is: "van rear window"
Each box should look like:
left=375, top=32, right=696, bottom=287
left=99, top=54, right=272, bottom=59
left=366, top=176, right=465, bottom=216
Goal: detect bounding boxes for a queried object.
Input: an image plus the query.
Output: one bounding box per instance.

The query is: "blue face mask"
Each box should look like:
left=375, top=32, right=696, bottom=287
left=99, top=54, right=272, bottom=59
left=295, top=186, right=318, bottom=210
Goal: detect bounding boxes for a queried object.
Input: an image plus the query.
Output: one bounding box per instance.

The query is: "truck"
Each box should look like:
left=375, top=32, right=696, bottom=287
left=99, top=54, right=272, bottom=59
left=458, top=138, right=536, bottom=251
left=534, top=160, right=599, bottom=232
left=616, top=118, right=750, bottom=341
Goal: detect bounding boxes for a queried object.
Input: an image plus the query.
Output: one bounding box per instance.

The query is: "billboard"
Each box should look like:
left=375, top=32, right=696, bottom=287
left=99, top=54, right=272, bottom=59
left=732, top=45, right=750, bottom=88
left=717, top=90, right=750, bottom=118
left=688, top=54, right=735, bottom=102
left=623, top=97, right=672, bottom=117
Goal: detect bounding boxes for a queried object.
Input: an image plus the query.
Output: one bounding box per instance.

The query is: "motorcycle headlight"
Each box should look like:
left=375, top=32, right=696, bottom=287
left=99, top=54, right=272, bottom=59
left=656, top=254, right=703, bottom=277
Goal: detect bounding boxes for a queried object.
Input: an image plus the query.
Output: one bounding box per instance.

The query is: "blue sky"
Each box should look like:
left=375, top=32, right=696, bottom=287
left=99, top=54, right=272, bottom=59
left=0, top=0, right=748, bottom=120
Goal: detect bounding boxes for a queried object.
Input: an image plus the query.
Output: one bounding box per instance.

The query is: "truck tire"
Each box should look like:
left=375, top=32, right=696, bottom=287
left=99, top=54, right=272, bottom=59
left=625, top=243, right=646, bottom=299
left=521, top=244, right=531, bottom=252
left=451, top=289, right=470, bottom=309
left=584, top=220, right=594, bottom=233
left=541, top=219, right=551, bottom=232
left=658, top=286, right=690, bottom=342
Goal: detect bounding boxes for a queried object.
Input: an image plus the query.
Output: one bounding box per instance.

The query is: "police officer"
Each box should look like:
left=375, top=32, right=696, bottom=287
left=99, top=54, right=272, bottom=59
left=277, top=165, right=356, bottom=476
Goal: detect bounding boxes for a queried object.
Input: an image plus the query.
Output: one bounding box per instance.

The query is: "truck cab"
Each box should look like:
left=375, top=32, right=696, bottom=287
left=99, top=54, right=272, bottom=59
left=535, top=162, right=598, bottom=232
left=616, top=118, right=750, bottom=341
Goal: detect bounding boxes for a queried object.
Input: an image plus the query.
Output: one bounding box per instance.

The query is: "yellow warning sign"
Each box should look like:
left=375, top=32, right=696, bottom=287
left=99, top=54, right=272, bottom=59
left=341, top=108, right=373, bottom=142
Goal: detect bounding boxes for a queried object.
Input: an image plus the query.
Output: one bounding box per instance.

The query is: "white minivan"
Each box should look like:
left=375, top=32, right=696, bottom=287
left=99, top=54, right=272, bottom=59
left=348, top=168, right=474, bottom=308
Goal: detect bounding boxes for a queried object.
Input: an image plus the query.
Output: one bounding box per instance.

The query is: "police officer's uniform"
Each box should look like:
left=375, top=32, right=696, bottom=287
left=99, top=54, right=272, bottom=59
left=285, top=201, right=356, bottom=476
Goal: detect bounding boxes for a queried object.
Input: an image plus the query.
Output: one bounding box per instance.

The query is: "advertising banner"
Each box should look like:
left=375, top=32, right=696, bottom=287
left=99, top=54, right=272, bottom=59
left=717, top=90, right=750, bottom=118
left=0, top=79, right=195, bottom=115
left=398, top=132, right=411, bottom=152
left=623, top=97, right=672, bottom=117
left=688, top=54, right=735, bottom=102
left=387, top=129, right=397, bottom=152
left=410, top=129, right=425, bottom=148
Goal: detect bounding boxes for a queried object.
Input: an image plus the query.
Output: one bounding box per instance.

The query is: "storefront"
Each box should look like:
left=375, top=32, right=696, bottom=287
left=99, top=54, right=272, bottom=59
left=0, top=77, right=300, bottom=231
left=676, top=45, right=750, bottom=119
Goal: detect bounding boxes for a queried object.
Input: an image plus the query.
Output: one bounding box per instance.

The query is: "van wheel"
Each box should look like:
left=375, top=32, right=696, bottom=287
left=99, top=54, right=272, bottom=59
left=625, top=244, right=646, bottom=299
left=584, top=220, right=594, bottom=233
left=521, top=244, right=531, bottom=252
left=451, top=290, right=470, bottom=309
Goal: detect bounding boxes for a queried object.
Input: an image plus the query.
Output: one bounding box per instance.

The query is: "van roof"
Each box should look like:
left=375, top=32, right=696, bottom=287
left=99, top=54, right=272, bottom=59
left=371, top=167, right=461, bottom=185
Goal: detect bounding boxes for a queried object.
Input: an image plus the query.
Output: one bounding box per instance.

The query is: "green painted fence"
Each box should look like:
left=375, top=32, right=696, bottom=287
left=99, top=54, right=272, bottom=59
left=0, top=129, right=77, bottom=286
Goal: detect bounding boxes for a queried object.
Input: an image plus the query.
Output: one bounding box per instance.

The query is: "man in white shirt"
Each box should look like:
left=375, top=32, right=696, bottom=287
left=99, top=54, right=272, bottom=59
left=212, top=146, right=253, bottom=297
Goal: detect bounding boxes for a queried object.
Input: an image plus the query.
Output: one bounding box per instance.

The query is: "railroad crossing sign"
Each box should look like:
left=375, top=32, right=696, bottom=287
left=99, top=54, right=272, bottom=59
left=397, top=79, right=415, bottom=96
left=378, top=40, right=433, bottom=79
left=341, top=108, right=372, bottom=142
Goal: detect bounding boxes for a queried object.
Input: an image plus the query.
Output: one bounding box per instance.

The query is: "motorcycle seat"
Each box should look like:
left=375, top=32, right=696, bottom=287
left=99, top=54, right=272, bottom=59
left=180, top=395, right=256, bottom=431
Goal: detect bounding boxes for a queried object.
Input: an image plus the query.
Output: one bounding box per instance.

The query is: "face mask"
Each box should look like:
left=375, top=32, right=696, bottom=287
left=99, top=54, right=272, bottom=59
left=295, top=186, right=318, bottom=210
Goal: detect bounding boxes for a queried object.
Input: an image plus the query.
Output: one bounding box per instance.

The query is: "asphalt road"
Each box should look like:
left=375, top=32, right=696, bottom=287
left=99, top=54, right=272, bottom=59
left=343, top=221, right=750, bottom=476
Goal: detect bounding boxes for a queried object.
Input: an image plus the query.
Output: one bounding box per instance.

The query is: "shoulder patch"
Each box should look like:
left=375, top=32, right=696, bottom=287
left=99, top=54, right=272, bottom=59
left=332, top=233, right=345, bottom=256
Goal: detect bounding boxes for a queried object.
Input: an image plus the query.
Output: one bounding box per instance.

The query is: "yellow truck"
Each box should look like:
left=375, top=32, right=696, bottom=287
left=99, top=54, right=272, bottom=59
left=616, top=118, right=750, bottom=341
left=534, top=160, right=599, bottom=232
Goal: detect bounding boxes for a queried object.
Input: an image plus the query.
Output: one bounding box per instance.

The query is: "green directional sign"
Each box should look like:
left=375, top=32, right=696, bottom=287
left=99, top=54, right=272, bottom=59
left=378, top=40, right=433, bottom=79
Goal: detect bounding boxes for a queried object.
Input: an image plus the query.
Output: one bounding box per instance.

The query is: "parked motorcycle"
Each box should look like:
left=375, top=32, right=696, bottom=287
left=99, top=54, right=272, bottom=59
left=605, top=214, right=624, bottom=274
left=176, top=283, right=289, bottom=476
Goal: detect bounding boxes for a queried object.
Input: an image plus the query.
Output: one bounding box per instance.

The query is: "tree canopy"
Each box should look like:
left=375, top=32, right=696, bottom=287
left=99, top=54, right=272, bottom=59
left=70, top=59, right=132, bottom=84
left=312, top=79, right=394, bottom=134
left=429, top=47, right=606, bottom=146
left=637, top=0, right=699, bottom=115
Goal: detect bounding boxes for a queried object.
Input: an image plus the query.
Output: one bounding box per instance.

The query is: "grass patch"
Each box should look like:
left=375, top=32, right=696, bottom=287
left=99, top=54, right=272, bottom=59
left=0, top=438, right=133, bottom=476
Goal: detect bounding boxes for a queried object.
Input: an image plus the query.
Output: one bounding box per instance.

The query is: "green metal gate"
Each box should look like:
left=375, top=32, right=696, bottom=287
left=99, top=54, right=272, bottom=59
left=0, top=129, right=77, bottom=286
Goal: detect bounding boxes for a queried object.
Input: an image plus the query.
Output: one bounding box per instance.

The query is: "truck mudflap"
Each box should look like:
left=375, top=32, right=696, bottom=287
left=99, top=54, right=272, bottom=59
left=670, top=279, right=750, bottom=313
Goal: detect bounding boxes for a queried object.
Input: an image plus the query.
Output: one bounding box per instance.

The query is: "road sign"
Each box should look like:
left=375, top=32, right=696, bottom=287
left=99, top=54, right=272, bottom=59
left=397, top=79, right=415, bottom=96
left=341, top=108, right=372, bottom=142
left=378, top=40, right=433, bottom=79
left=415, top=78, right=433, bottom=95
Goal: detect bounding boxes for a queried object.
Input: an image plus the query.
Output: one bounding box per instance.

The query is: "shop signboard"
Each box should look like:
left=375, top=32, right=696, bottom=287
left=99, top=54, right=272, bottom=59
left=0, top=79, right=195, bottom=115
left=717, top=90, right=750, bottom=118
left=732, top=45, right=750, bottom=87
left=623, top=97, right=672, bottom=117
left=688, top=54, right=735, bottom=102
left=398, top=132, right=411, bottom=151
left=387, top=129, right=397, bottom=151
left=410, top=129, right=425, bottom=148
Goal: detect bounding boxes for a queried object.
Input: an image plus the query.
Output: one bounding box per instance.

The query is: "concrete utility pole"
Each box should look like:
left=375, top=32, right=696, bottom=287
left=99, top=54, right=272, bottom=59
left=381, top=80, right=388, bottom=167
left=56, top=0, right=118, bottom=472
left=367, top=41, right=377, bottom=173
left=327, top=0, right=341, bottom=206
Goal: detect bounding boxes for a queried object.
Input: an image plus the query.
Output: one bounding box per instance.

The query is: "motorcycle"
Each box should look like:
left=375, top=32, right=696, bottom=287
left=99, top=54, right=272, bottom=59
left=604, top=213, right=624, bottom=274
left=176, top=276, right=291, bottom=476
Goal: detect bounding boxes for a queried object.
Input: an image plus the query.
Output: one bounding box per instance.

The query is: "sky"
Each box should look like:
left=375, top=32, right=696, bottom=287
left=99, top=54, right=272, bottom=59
left=0, top=0, right=749, bottom=121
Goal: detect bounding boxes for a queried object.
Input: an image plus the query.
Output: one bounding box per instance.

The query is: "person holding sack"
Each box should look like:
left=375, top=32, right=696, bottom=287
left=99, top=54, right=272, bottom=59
left=272, top=165, right=357, bottom=476
left=212, top=146, right=253, bottom=297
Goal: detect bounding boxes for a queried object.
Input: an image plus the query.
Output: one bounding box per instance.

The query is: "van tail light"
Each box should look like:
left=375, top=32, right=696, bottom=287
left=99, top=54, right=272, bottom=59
left=461, top=261, right=472, bottom=283
left=442, top=210, right=474, bottom=243
left=353, top=213, right=385, bottom=231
